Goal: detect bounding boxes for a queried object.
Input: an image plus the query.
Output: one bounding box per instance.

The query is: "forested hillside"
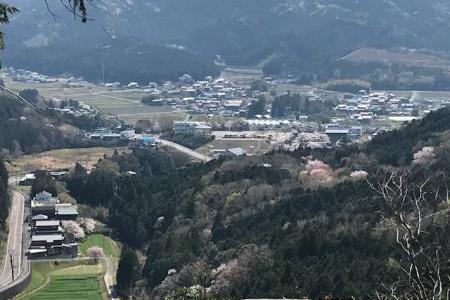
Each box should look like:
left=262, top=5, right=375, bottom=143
left=6, top=0, right=450, bottom=84
left=0, top=94, right=124, bottom=156
left=366, top=107, right=450, bottom=166
left=62, top=107, right=450, bottom=298
left=5, top=38, right=220, bottom=84
left=0, top=95, right=68, bottom=155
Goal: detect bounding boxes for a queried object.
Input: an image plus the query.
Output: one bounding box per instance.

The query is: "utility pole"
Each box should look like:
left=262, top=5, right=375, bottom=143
left=10, top=254, right=14, bottom=282
left=102, top=62, right=105, bottom=83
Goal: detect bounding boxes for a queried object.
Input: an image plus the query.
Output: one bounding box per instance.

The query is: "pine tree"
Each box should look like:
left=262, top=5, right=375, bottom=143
left=117, top=246, right=141, bottom=296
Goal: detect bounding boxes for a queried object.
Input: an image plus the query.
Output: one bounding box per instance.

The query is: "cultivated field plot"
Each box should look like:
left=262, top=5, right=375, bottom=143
left=26, top=275, right=102, bottom=300
left=5, top=79, right=183, bottom=124
left=376, top=90, right=450, bottom=103
left=272, top=83, right=315, bottom=95
left=221, top=66, right=263, bottom=85
left=16, top=261, right=106, bottom=300
left=8, top=146, right=129, bottom=174
left=343, top=48, right=450, bottom=71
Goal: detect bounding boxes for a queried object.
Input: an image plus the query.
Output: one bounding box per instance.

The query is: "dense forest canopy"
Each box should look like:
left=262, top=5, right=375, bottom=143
left=0, top=95, right=69, bottom=155
left=61, top=107, right=450, bottom=298
left=0, top=93, right=127, bottom=156
left=271, top=93, right=335, bottom=122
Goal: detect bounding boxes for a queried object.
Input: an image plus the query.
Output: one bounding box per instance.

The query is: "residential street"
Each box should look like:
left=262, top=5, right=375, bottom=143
left=0, top=192, right=25, bottom=287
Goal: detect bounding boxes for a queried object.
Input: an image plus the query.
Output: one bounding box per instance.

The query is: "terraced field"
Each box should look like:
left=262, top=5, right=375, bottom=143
left=15, top=261, right=107, bottom=300
left=26, top=276, right=101, bottom=300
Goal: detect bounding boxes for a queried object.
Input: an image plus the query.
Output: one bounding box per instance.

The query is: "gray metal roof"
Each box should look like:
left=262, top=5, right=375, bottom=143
left=55, top=205, right=78, bottom=215
left=32, top=214, right=48, bottom=220
left=325, top=129, right=350, bottom=134
left=31, top=234, right=64, bottom=242
left=35, top=220, right=60, bottom=227
left=227, top=148, right=247, bottom=156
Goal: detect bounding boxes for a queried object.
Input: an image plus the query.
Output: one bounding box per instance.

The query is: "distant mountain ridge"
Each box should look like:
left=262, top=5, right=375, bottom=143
left=4, top=0, right=450, bottom=82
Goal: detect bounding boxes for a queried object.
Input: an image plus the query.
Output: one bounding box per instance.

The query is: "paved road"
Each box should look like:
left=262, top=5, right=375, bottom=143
left=104, top=257, right=119, bottom=300
left=0, top=192, right=25, bottom=287
left=159, top=139, right=212, bottom=162
left=8, top=176, right=21, bottom=186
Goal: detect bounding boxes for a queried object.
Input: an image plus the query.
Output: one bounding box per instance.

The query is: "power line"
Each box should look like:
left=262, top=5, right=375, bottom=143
left=0, top=86, right=37, bottom=111
left=10, top=254, right=14, bottom=282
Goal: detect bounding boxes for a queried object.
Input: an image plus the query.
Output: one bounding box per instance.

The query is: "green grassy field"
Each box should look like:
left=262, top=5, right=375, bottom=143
left=26, top=275, right=101, bottom=300
left=16, top=261, right=106, bottom=300
left=79, top=234, right=119, bottom=259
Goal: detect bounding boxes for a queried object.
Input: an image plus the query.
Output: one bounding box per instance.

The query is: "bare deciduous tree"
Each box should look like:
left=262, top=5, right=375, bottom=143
left=368, top=170, right=450, bottom=300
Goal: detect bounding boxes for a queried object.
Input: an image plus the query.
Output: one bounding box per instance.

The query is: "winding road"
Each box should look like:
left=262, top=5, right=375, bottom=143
left=0, top=191, right=25, bottom=287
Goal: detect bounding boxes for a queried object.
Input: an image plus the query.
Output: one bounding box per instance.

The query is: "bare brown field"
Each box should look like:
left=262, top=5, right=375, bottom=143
left=272, top=83, right=315, bottom=95
left=343, top=48, right=450, bottom=71
left=7, top=146, right=129, bottom=174
left=221, top=66, right=263, bottom=85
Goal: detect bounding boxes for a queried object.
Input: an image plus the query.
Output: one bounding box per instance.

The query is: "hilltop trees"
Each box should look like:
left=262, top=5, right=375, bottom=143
left=271, top=93, right=335, bottom=122
left=366, top=107, right=450, bottom=166
left=18, top=89, right=39, bottom=105
left=0, top=95, right=87, bottom=155
left=247, top=97, right=265, bottom=118
left=31, top=171, right=57, bottom=197
left=323, top=79, right=371, bottom=93
left=66, top=162, right=87, bottom=199
left=80, top=160, right=119, bottom=206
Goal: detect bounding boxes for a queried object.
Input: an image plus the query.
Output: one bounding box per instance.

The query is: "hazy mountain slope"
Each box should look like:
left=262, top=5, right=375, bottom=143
left=4, top=0, right=450, bottom=81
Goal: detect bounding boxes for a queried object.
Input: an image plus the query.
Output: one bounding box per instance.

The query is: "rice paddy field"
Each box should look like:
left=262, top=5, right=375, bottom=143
left=25, top=275, right=102, bottom=300
left=15, top=261, right=107, bottom=300
left=4, top=78, right=186, bottom=125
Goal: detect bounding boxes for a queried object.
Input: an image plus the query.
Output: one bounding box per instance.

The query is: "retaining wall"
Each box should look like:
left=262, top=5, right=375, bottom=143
left=0, top=261, right=31, bottom=300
